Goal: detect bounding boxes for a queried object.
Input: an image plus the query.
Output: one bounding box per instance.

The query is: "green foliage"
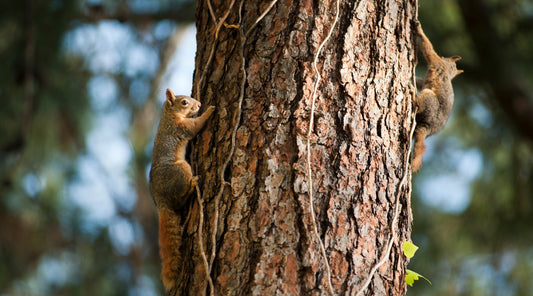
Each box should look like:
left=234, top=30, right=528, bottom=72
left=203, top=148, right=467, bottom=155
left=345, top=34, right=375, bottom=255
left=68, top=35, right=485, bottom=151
left=406, top=269, right=432, bottom=287
left=403, top=241, right=431, bottom=287
left=402, top=241, right=419, bottom=259
left=412, top=0, right=533, bottom=295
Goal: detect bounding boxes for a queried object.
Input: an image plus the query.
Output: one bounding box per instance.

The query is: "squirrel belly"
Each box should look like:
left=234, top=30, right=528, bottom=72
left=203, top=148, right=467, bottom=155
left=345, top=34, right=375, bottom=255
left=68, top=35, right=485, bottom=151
left=149, top=161, right=195, bottom=210
left=149, top=88, right=215, bottom=293
left=412, top=21, right=463, bottom=172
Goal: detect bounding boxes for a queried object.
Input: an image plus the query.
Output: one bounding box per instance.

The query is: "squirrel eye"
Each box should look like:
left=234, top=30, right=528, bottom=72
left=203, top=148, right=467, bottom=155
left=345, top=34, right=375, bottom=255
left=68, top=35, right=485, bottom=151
left=181, top=99, right=189, bottom=106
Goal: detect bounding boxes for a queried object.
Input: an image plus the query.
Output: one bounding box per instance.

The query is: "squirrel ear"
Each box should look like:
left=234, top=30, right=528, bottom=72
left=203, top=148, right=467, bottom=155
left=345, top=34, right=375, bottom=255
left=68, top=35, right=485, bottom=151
left=450, top=55, right=462, bottom=62
left=166, top=88, right=176, bottom=105
left=456, top=69, right=464, bottom=75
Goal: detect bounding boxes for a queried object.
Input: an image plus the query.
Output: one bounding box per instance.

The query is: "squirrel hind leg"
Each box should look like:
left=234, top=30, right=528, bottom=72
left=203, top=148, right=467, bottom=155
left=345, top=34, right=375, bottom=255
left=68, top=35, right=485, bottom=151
left=167, top=287, right=178, bottom=296
left=186, top=176, right=199, bottom=196
left=411, top=127, right=427, bottom=172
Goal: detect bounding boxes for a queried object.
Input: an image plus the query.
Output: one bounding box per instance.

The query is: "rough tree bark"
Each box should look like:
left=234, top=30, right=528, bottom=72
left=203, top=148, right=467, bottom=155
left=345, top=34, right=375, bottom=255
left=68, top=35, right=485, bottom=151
left=173, top=0, right=417, bottom=295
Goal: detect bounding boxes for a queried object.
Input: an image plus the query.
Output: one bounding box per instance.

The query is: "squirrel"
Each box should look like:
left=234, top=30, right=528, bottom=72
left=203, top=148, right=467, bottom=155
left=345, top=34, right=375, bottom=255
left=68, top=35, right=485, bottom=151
left=149, top=88, right=215, bottom=294
left=411, top=21, right=463, bottom=171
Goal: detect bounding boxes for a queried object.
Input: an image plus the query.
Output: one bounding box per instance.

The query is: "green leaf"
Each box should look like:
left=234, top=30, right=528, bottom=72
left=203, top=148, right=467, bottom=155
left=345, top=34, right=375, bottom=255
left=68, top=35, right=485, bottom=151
left=406, top=269, right=432, bottom=287
left=402, top=241, right=419, bottom=258
left=405, top=269, right=418, bottom=286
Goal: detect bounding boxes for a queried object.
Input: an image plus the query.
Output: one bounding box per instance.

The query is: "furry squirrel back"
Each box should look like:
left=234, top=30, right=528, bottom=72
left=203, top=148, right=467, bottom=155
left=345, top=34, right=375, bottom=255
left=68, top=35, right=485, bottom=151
left=412, top=21, right=463, bottom=171
left=149, top=88, right=214, bottom=294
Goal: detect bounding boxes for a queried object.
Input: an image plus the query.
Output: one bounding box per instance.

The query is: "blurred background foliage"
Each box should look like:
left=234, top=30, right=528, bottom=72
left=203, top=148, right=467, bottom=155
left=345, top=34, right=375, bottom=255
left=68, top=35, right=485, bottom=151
left=0, top=0, right=532, bottom=295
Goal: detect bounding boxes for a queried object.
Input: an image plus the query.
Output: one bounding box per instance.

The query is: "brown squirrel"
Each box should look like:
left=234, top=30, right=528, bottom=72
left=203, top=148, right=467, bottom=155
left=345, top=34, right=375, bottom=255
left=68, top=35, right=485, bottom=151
left=412, top=21, right=463, bottom=171
left=149, top=88, right=215, bottom=294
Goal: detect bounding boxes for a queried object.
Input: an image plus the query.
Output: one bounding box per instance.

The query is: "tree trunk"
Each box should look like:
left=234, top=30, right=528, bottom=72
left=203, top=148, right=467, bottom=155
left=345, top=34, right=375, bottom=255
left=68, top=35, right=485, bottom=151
left=175, top=0, right=417, bottom=295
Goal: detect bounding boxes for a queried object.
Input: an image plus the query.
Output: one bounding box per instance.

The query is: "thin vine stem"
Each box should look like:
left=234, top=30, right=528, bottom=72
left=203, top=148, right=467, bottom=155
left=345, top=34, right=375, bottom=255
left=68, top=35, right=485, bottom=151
left=306, top=0, right=341, bottom=295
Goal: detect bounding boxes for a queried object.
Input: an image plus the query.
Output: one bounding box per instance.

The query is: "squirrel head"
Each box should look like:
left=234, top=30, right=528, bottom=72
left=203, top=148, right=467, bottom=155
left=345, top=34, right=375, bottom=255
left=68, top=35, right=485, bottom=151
left=165, top=88, right=201, bottom=118
left=444, top=55, right=464, bottom=79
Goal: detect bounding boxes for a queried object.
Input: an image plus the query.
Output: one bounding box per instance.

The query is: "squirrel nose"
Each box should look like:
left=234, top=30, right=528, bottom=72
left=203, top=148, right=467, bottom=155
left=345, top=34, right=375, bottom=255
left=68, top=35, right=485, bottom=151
left=198, top=103, right=201, bottom=108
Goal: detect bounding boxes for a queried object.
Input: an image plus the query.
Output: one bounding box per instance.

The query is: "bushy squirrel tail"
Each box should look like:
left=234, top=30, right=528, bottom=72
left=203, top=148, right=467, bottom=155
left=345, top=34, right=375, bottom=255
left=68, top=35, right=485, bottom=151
left=412, top=127, right=427, bottom=172
left=158, top=207, right=181, bottom=295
